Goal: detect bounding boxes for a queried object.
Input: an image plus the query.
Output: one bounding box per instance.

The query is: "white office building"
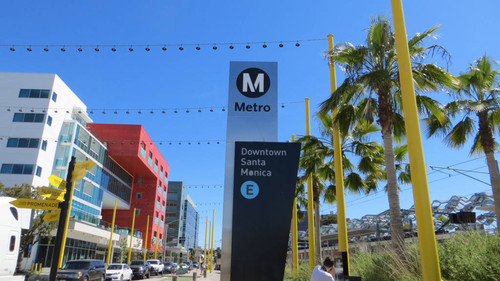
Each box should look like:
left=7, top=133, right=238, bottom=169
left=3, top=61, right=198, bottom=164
left=0, top=73, right=142, bottom=269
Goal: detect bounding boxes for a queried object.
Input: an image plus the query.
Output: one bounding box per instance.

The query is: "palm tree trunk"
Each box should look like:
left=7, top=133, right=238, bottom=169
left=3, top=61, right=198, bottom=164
left=314, top=201, right=322, bottom=263
left=484, top=151, right=500, bottom=230
left=478, top=112, right=500, bottom=230
left=382, top=129, right=405, bottom=251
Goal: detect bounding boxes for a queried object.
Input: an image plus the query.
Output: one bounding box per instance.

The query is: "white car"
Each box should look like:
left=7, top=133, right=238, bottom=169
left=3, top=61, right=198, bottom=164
left=146, top=259, right=164, bottom=276
left=106, top=263, right=133, bottom=281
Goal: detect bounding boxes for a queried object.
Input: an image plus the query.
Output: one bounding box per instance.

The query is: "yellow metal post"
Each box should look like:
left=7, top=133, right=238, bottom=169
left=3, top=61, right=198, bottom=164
left=328, top=34, right=350, bottom=273
left=292, top=135, right=299, bottom=277
left=390, top=1, right=442, bottom=280
left=106, top=199, right=118, bottom=265
left=305, top=98, right=316, bottom=272
left=127, top=208, right=136, bottom=264
left=154, top=224, right=160, bottom=259
left=57, top=181, right=77, bottom=268
left=208, top=221, right=212, bottom=270
left=144, top=215, right=150, bottom=260
left=204, top=216, right=208, bottom=266
left=210, top=209, right=215, bottom=273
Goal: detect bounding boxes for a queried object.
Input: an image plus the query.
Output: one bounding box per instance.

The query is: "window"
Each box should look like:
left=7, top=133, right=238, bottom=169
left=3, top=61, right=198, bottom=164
left=47, top=116, right=52, bottom=126
left=41, top=140, right=47, bottom=151
left=52, top=92, right=57, bottom=102
left=0, top=164, right=34, bottom=175
left=35, top=166, right=42, bottom=177
left=6, top=138, right=39, bottom=148
left=10, top=236, right=16, bottom=252
left=18, top=89, right=50, bottom=99
left=136, top=193, right=142, bottom=199
left=138, top=177, right=144, bottom=184
left=135, top=209, right=140, bottom=215
left=13, top=113, right=45, bottom=123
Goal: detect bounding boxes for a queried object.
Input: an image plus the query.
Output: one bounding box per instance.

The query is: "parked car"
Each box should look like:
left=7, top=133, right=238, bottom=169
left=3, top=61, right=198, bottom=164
left=129, top=260, right=150, bottom=279
left=179, top=263, right=190, bottom=271
left=106, top=263, right=133, bottom=281
left=162, top=262, right=178, bottom=274
left=192, top=262, right=199, bottom=269
left=146, top=259, right=163, bottom=276
left=56, top=260, right=106, bottom=281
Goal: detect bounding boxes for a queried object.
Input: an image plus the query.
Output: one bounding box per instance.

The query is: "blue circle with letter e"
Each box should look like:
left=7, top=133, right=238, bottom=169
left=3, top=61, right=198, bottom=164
left=241, top=181, right=259, bottom=199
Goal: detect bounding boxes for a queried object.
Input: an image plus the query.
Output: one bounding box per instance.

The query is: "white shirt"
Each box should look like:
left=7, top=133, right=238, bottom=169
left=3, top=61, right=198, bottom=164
left=310, top=265, right=335, bottom=281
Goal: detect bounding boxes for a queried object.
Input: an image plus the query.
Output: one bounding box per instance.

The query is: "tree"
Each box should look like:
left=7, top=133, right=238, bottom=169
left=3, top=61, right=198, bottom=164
left=320, top=17, right=456, bottom=250
left=427, top=55, right=500, bottom=229
left=321, top=214, right=338, bottom=226
left=296, top=113, right=386, bottom=262
left=0, top=182, right=58, bottom=271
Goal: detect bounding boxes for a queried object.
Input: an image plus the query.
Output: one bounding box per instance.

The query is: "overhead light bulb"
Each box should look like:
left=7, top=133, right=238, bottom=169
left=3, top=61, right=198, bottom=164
left=196, top=46, right=200, bottom=50
left=162, top=46, right=167, bottom=51
left=61, top=47, right=66, bottom=52
left=145, top=47, right=150, bottom=51
left=78, top=47, right=83, bottom=52
left=179, top=46, right=184, bottom=51
left=27, top=47, right=32, bottom=52
left=95, top=47, right=100, bottom=52
left=10, top=47, right=15, bottom=51
left=262, top=44, right=267, bottom=48
left=279, top=43, right=284, bottom=48
left=129, top=47, right=134, bottom=51
left=229, top=45, right=234, bottom=49
left=111, top=47, right=116, bottom=52
left=213, top=45, right=217, bottom=50
left=296, top=42, right=300, bottom=47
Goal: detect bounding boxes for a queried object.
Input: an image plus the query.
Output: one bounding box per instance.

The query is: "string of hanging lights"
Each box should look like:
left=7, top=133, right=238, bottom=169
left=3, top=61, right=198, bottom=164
left=0, top=101, right=303, bottom=114
left=3, top=38, right=326, bottom=52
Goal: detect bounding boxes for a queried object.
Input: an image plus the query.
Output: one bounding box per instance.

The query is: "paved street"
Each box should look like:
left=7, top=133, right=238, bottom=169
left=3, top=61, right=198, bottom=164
left=139, top=270, right=220, bottom=281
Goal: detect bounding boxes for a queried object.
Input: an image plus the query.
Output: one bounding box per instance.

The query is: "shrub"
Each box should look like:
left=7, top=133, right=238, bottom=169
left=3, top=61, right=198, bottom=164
left=439, top=231, right=500, bottom=281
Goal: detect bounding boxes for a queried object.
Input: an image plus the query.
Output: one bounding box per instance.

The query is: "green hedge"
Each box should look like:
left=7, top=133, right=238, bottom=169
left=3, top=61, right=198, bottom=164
left=284, top=231, right=500, bottom=281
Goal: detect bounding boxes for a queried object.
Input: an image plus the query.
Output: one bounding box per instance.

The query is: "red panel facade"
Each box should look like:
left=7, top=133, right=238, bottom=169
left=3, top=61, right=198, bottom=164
left=88, top=124, right=170, bottom=252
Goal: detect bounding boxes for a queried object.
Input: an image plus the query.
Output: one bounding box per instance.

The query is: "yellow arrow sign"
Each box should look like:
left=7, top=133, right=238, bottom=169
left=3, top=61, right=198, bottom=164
left=72, top=160, right=96, bottom=181
left=10, top=199, right=60, bottom=210
left=43, top=210, right=61, bottom=222
left=49, top=175, right=67, bottom=189
left=38, top=186, right=66, bottom=200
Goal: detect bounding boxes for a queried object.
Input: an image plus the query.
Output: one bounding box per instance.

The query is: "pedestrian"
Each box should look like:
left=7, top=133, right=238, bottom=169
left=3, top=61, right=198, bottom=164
left=310, top=256, right=335, bottom=281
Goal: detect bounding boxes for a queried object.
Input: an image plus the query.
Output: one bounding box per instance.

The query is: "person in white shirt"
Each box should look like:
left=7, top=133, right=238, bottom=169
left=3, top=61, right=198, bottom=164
left=310, top=256, right=335, bottom=281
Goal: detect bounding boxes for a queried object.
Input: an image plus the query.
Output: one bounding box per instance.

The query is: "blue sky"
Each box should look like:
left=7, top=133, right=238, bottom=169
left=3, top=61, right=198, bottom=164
left=1, top=0, right=499, bottom=247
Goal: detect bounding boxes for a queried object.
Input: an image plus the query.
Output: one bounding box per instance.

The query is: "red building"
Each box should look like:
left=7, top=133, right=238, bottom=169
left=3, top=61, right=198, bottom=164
left=88, top=124, right=170, bottom=252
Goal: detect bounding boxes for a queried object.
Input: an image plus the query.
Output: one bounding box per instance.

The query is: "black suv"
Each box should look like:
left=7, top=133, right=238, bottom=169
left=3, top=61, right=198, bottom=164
left=56, top=260, right=106, bottom=281
left=129, top=260, right=151, bottom=279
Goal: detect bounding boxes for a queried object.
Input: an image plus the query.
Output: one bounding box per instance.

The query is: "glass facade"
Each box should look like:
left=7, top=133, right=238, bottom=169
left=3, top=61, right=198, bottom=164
left=182, top=198, right=198, bottom=249
left=35, top=237, right=107, bottom=266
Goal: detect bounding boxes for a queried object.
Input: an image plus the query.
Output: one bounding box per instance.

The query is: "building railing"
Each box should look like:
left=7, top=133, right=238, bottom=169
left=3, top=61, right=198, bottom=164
left=69, top=209, right=143, bottom=238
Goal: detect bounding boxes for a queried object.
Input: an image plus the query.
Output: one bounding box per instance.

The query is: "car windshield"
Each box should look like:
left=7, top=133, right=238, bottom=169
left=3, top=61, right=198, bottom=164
left=148, top=261, right=158, bottom=264
left=107, top=265, right=123, bottom=270
left=62, top=261, right=90, bottom=270
left=164, top=262, right=172, bottom=266
left=130, top=261, right=144, bottom=266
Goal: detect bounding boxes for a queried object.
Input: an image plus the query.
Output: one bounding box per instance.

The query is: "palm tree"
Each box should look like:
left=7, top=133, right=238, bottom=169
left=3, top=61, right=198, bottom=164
left=296, top=113, right=385, bottom=262
left=320, top=17, right=456, bottom=250
left=427, top=55, right=500, bottom=229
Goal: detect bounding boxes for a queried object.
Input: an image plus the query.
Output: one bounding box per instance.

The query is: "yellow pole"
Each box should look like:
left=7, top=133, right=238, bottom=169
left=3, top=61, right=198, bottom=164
left=305, top=98, right=316, bottom=272
left=391, top=1, right=442, bottom=280
left=106, top=199, right=118, bottom=265
left=210, top=209, right=215, bottom=273
left=328, top=34, right=350, bottom=274
left=204, top=216, right=208, bottom=266
left=208, top=221, right=212, bottom=270
left=57, top=182, right=76, bottom=268
left=154, top=224, right=160, bottom=259
left=292, top=135, right=299, bottom=277
left=127, top=208, right=136, bottom=264
left=144, top=215, right=150, bottom=260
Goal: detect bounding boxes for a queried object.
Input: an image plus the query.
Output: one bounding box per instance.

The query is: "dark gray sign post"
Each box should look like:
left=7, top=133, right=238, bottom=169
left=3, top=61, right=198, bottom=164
left=230, top=141, right=300, bottom=281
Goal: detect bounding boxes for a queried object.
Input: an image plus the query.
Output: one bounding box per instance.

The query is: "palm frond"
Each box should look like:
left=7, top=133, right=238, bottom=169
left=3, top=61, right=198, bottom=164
left=445, top=117, right=476, bottom=148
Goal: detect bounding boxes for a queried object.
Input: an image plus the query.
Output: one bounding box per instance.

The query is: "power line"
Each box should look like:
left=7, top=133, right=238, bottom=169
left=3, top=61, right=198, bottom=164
left=0, top=100, right=303, bottom=115
left=2, top=38, right=326, bottom=52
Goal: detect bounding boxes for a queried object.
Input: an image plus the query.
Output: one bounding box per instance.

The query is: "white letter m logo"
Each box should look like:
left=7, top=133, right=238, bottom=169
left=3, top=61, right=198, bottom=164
left=242, top=73, right=264, bottom=93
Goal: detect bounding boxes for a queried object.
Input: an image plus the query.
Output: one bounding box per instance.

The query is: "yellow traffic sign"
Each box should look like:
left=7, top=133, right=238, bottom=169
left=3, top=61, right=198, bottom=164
left=72, top=160, right=96, bottom=181
left=10, top=198, right=60, bottom=210
left=43, top=211, right=61, bottom=222
left=38, top=186, right=66, bottom=201
left=49, top=175, right=67, bottom=189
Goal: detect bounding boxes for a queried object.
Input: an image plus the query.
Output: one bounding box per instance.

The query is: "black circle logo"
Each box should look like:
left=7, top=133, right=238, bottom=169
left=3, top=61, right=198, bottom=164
left=236, top=68, right=271, bottom=98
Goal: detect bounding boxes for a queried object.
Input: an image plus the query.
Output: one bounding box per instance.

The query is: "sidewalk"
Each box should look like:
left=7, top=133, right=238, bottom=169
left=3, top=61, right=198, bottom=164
left=165, top=269, right=220, bottom=281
